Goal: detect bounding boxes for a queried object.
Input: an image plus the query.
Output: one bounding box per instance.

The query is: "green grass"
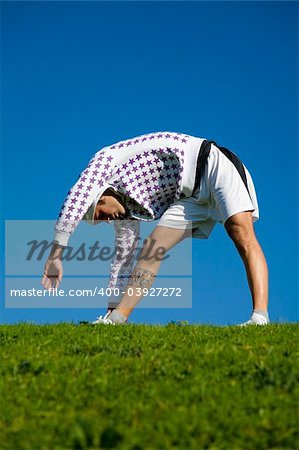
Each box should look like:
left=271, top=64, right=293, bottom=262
left=0, top=323, right=298, bottom=450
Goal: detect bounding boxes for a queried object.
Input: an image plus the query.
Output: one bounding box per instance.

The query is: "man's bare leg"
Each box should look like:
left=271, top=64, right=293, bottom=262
left=224, top=211, right=269, bottom=318
left=114, top=226, right=192, bottom=320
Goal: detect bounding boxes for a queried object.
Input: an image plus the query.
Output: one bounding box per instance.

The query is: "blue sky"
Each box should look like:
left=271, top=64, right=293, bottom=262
left=1, top=1, right=298, bottom=325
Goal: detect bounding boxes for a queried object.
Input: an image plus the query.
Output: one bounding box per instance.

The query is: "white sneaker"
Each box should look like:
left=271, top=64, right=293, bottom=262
left=239, top=312, right=269, bottom=327
left=91, top=312, right=115, bottom=325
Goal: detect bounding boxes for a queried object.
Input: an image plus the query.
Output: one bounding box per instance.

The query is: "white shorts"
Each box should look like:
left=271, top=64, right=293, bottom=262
left=157, top=145, right=259, bottom=239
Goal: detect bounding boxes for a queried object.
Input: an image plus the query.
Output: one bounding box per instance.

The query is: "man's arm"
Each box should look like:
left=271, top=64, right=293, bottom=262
left=107, top=220, right=140, bottom=308
left=42, top=147, right=114, bottom=289
left=54, top=147, right=113, bottom=246
left=41, top=242, right=64, bottom=290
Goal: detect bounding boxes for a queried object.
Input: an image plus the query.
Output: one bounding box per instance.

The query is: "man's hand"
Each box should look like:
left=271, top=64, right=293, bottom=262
left=41, top=244, right=64, bottom=290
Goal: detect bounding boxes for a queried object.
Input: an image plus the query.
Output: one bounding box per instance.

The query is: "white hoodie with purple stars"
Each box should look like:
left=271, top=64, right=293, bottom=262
left=54, top=131, right=204, bottom=304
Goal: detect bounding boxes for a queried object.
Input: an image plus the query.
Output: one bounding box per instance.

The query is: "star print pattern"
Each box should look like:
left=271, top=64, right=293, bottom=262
left=109, top=131, right=189, bottom=150
left=111, top=145, right=184, bottom=220
left=107, top=220, right=140, bottom=294
left=55, top=151, right=115, bottom=235
left=56, top=131, right=190, bottom=236
left=54, top=131, right=201, bottom=304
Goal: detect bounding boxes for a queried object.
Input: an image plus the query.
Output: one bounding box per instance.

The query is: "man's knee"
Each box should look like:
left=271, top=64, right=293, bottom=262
left=225, top=212, right=257, bottom=256
left=229, top=227, right=253, bottom=254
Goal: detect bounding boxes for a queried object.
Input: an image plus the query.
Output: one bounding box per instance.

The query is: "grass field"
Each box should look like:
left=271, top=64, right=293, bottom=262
left=0, top=323, right=298, bottom=450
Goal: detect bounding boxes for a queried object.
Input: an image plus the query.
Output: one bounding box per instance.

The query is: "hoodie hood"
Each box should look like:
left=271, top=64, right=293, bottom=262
left=83, top=183, right=112, bottom=225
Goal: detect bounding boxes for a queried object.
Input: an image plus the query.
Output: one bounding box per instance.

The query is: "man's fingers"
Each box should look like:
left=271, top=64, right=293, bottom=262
left=44, top=277, right=52, bottom=291
left=42, top=259, right=63, bottom=291
left=54, top=276, right=59, bottom=289
left=55, top=269, right=63, bottom=289
left=54, top=278, right=61, bottom=289
left=42, top=274, right=57, bottom=290
left=42, top=273, right=62, bottom=290
left=41, top=274, right=48, bottom=289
